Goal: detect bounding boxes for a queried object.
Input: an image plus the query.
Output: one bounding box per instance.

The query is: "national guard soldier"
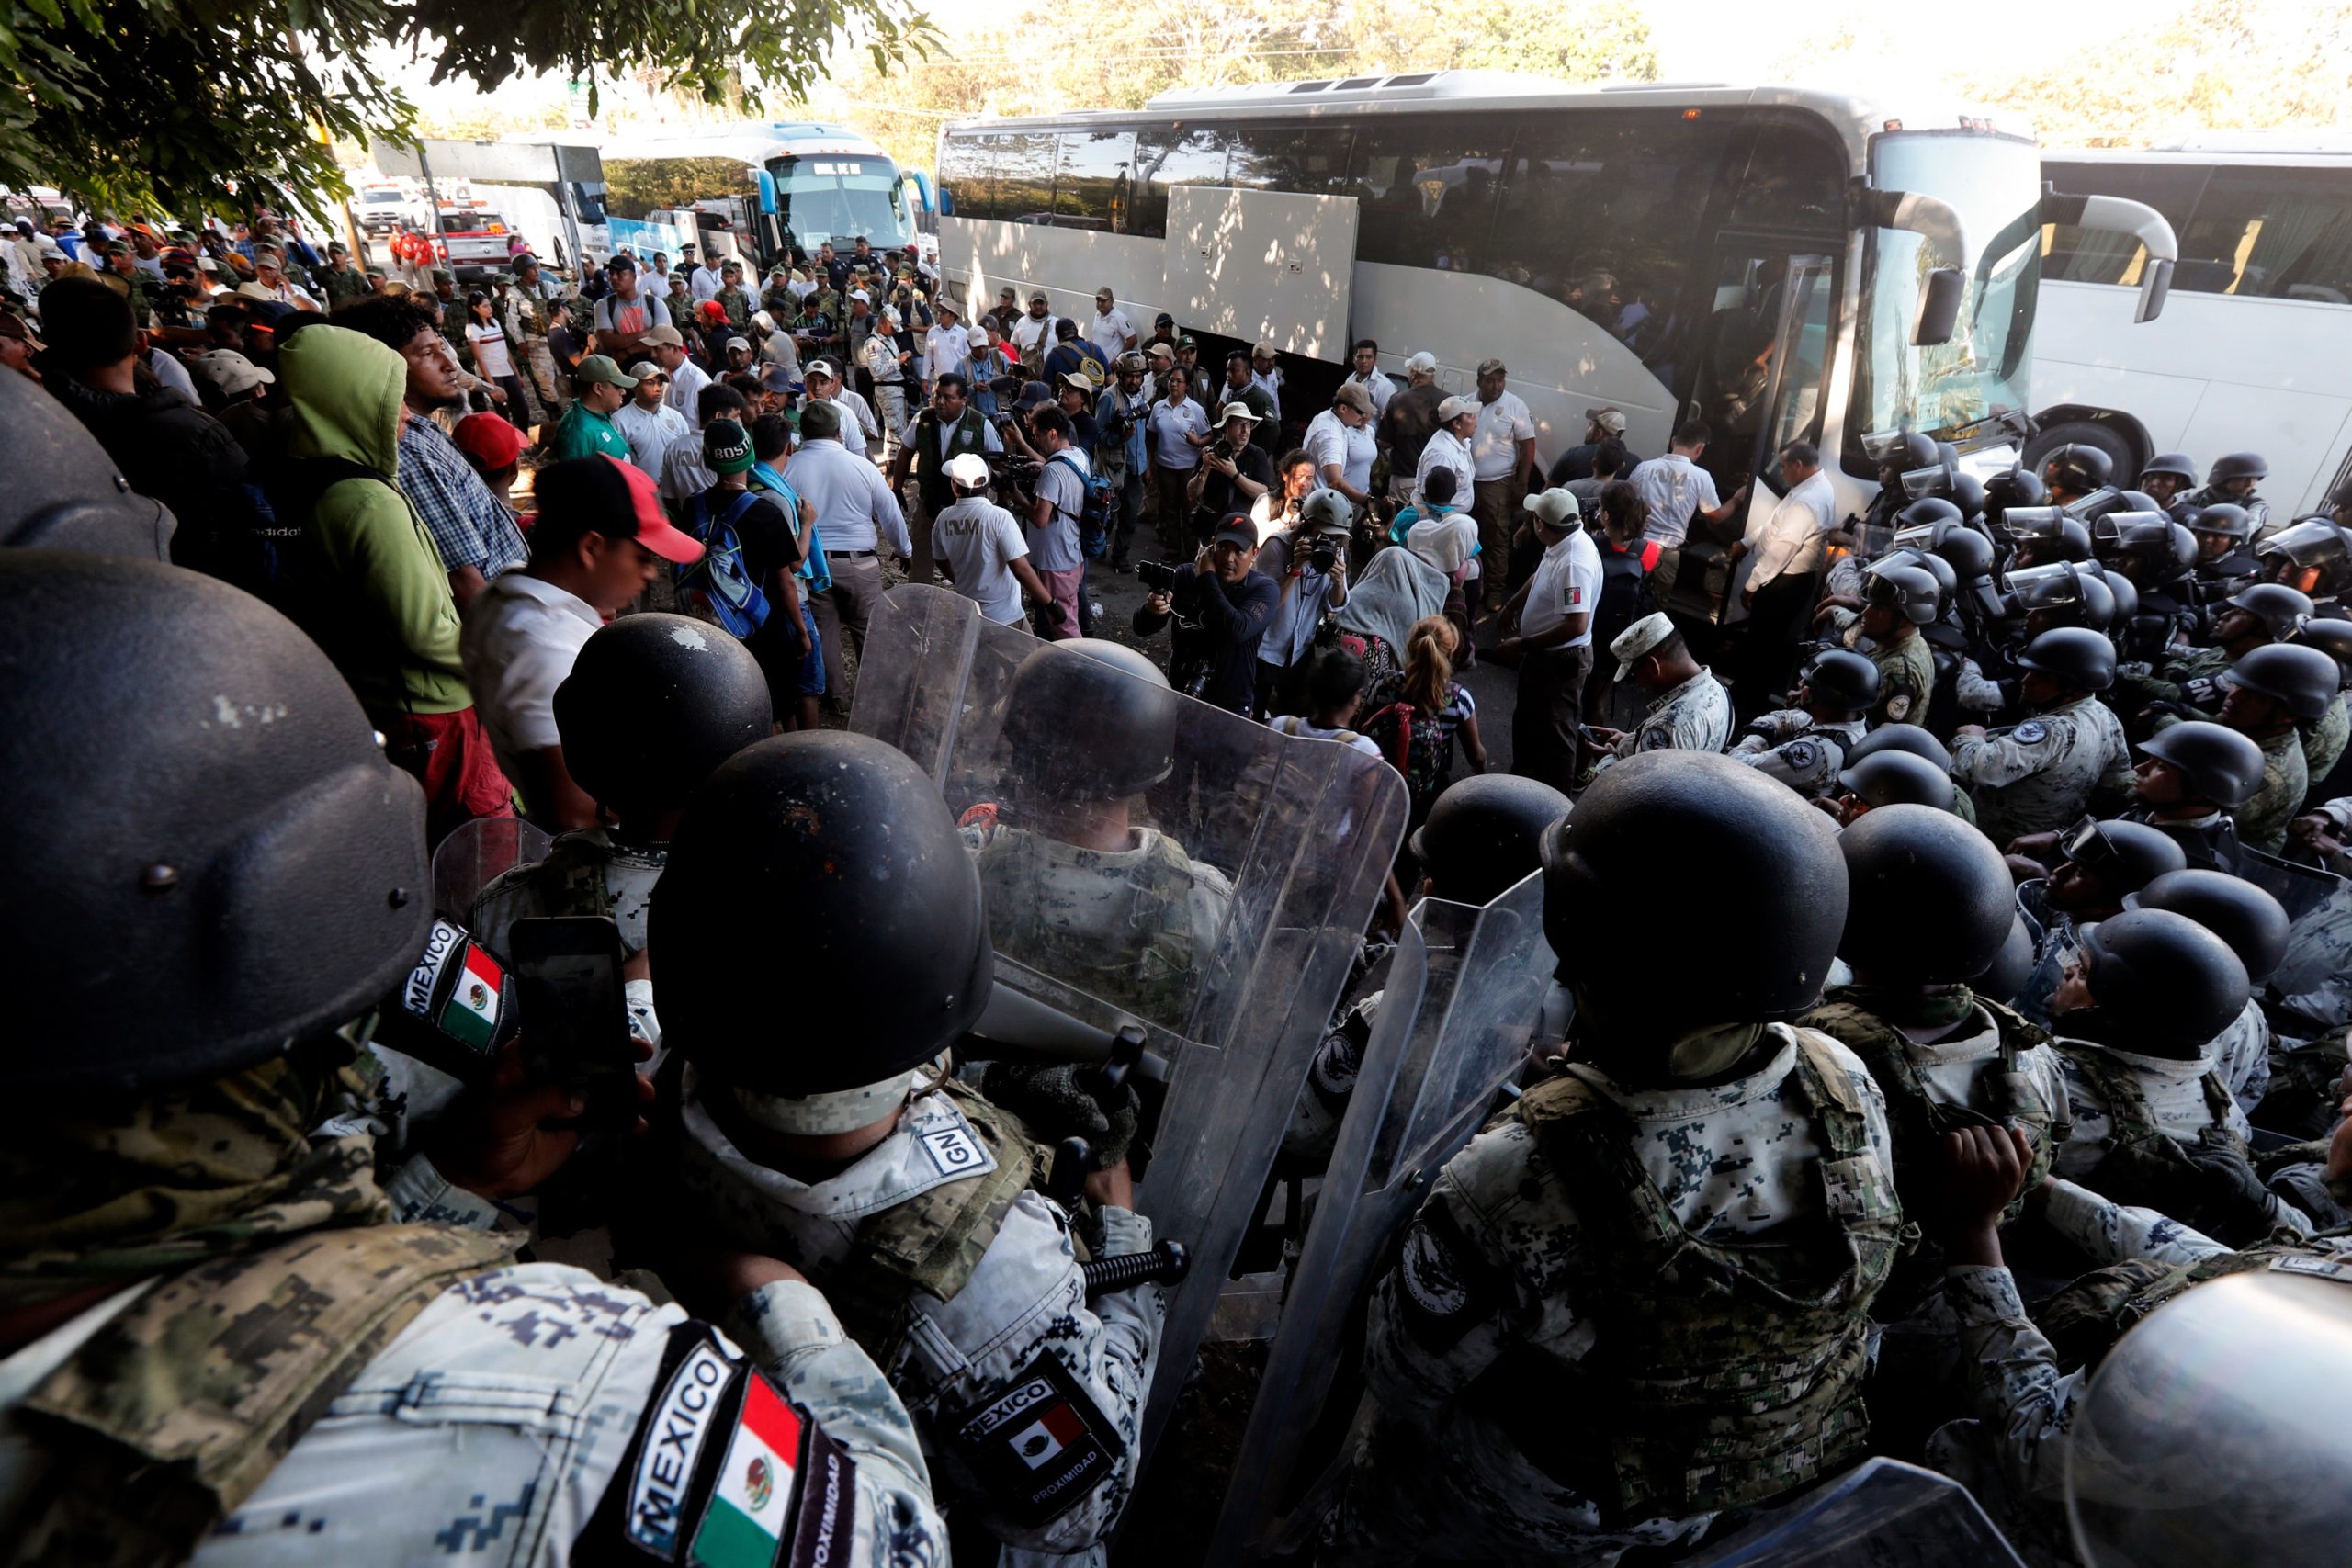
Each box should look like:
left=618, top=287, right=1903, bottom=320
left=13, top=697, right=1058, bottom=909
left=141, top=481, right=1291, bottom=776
left=2188, top=449, right=2272, bottom=536
left=1823, top=747, right=1959, bottom=821
left=1842, top=721, right=1981, bottom=825
left=0, top=549, right=944, bottom=1567
left=1849, top=564, right=1939, bottom=726
left=959, top=638, right=1235, bottom=1032
left=1322, top=751, right=1903, bottom=1564
left=2211, top=641, right=2338, bottom=852
left=1952, top=627, right=2133, bottom=845
left=1729, top=647, right=1877, bottom=796
left=2125, top=868, right=2291, bottom=1112
left=648, top=730, right=1166, bottom=1568
left=2119, top=580, right=2310, bottom=716
left=2120, top=719, right=2264, bottom=869
left=2136, top=450, right=2199, bottom=516
left=2040, top=441, right=2114, bottom=505
left=1585, top=611, right=1734, bottom=772
left=2254, top=514, right=2352, bottom=612
left=2185, top=502, right=2261, bottom=596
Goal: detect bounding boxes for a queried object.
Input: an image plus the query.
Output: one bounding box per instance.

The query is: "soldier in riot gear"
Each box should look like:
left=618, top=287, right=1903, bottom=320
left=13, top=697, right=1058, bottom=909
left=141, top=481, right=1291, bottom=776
left=1847, top=430, right=1939, bottom=551
left=1823, top=748, right=1956, bottom=818
left=648, top=730, right=1164, bottom=1566
left=1844, top=720, right=1980, bottom=824
left=1324, top=752, right=1900, bottom=1564
left=1846, top=564, right=1938, bottom=727
left=2189, top=449, right=2272, bottom=535
left=2119, top=580, right=2312, bottom=721
left=2136, top=450, right=2198, bottom=514
left=2254, top=515, right=2352, bottom=610
left=1980, top=467, right=2046, bottom=536
left=2211, top=641, right=2338, bottom=851
left=2125, top=868, right=2292, bottom=1109
left=1730, top=648, right=1878, bottom=795
left=2184, top=502, right=2261, bottom=597
left=2003, top=509, right=2096, bottom=569
left=1953, top=627, right=2134, bottom=845
left=0, top=551, right=944, bottom=1566
left=2288, top=612, right=2352, bottom=798
left=2040, top=441, right=2114, bottom=503
left=2120, top=720, right=2265, bottom=870
left=0, top=366, right=175, bottom=558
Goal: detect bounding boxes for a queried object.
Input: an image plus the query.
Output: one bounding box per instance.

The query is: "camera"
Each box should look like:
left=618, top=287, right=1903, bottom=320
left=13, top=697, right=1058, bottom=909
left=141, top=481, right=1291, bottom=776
left=1135, top=559, right=1181, bottom=592
left=1309, top=542, right=1339, bottom=574
left=1210, top=437, right=1235, bottom=460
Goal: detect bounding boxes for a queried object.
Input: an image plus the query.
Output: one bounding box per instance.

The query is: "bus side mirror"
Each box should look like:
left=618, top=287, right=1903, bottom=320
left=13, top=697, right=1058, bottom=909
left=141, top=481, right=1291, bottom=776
left=2135, top=255, right=2173, bottom=324
left=1913, top=267, right=1965, bottom=346
left=2043, top=186, right=2178, bottom=325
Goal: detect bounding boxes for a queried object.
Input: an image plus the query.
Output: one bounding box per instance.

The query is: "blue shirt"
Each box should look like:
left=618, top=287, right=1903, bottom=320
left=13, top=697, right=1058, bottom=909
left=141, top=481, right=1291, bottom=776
left=1095, top=387, right=1149, bottom=474
left=399, top=413, right=529, bottom=578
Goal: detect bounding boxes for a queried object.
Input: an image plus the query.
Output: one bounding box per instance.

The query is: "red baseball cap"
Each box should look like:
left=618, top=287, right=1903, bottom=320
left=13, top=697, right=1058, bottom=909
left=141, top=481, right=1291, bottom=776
left=451, top=411, right=523, bottom=471
left=696, top=299, right=728, bottom=324
left=534, top=456, right=704, bottom=565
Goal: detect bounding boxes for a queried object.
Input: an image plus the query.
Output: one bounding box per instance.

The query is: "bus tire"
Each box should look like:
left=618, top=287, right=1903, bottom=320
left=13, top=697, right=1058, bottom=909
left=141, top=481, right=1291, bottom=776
left=2021, top=420, right=2137, bottom=487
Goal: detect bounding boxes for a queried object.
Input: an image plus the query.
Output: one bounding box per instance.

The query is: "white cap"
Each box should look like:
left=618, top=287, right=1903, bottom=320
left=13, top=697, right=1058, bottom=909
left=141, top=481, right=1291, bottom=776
left=1523, top=488, right=1582, bottom=526
left=805, top=358, right=839, bottom=380
left=190, top=349, right=275, bottom=397
left=945, top=452, right=991, bottom=490
left=1406, top=351, right=1438, bottom=375
left=1611, top=611, right=1678, bottom=680
left=1437, top=395, right=1477, bottom=422
left=850, top=289, right=871, bottom=305
left=724, top=335, right=751, bottom=352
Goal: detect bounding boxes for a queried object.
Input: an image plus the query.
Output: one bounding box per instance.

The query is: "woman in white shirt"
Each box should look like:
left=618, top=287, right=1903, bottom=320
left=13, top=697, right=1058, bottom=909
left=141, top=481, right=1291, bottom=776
left=464, top=290, right=528, bottom=431
left=1147, top=364, right=1210, bottom=552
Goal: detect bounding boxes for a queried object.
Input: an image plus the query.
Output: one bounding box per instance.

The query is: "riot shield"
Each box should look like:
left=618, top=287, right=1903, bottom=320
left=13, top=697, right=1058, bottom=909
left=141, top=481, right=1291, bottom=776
left=848, top=584, right=1410, bottom=1463
left=2222, top=845, right=2352, bottom=1027
left=1679, top=1458, right=2026, bottom=1567
left=1207, top=871, right=1555, bottom=1562
left=428, top=815, right=552, bottom=920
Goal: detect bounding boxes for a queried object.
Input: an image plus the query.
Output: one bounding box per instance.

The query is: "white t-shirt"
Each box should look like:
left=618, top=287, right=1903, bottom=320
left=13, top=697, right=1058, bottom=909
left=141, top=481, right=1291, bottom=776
left=614, top=399, right=692, bottom=477
left=466, top=321, right=516, bottom=380
left=1029, top=446, right=1089, bottom=572
left=663, top=357, right=711, bottom=422
left=1628, top=452, right=1721, bottom=548
left=457, top=571, right=602, bottom=789
left=1148, top=399, right=1208, bottom=469
left=1470, top=390, right=1535, bottom=481
left=1304, top=408, right=1375, bottom=498
left=1521, top=526, right=1603, bottom=647
left=1414, top=427, right=1476, bottom=509
left=1269, top=714, right=1383, bottom=761
left=931, top=495, right=1030, bottom=622
left=1010, top=312, right=1055, bottom=360
left=922, top=322, right=971, bottom=384
left=1743, top=469, right=1838, bottom=592
left=1085, top=308, right=1134, bottom=361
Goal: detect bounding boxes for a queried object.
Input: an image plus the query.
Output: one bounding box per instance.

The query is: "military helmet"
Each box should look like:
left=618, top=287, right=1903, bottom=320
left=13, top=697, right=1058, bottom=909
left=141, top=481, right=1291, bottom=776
left=1843, top=722, right=1953, bottom=773
left=2112, top=517, right=2198, bottom=574
left=1978, top=910, right=2039, bottom=1005
left=552, top=613, right=775, bottom=820
left=1950, top=472, right=1988, bottom=524
left=2207, top=451, right=2268, bottom=485
left=2085, top=489, right=2167, bottom=524
left=1864, top=563, right=1940, bottom=625
left=1408, top=774, right=1571, bottom=906
left=2220, top=642, right=2340, bottom=721
left=1800, top=649, right=1881, bottom=716
left=1836, top=749, right=1956, bottom=812
left=2041, top=442, right=2114, bottom=492
left=2017, top=626, right=2117, bottom=692
left=2055, top=817, right=2187, bottom=897
left=1894, top=496, right=1963, bottom=532
left=1929, top=521, right=1995, bottom=585
left=1983, top=468, right=2047, bottom=525
left=2288, top=613, right=2352, bottom=670
left=1877, top=547, right=1957, bottom=610
left=2, top=550, right=431, bottom=1094
left=2135, top=720, right=2267, bottom=810
left=2075, top=570, right=2119, bottom=630
left=2139, top=451, right=2198, bottom=486
left=2220, top=581, right=2313, bottom=641
left=1541, top=750, right=1845, bottom=1043
left=0, top=363, right=175, bottom=558
left=651, top=732, right=991, bottom=1094
left=2255, top=518, right=2352, bottom=597
left=1838, top=804, right=2012, bottom=985
left=1000, top=637, right=1181, bottom=800
left=2182, top=502, right=2251, bottom=546
left=2096, top=563, right=2138, bottom=626
left=1882, top=431, right=1939, bottom=473
left=2124, top=868, right=2290, bottom=985
left=2077, top=908, right=2249, bottom=1051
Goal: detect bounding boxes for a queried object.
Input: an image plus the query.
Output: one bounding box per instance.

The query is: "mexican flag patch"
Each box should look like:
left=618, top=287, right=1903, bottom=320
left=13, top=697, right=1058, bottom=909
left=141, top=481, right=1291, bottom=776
left=690, top=1372, right=804, bottom=1568
left=439, top=941, right=503, bottom=1051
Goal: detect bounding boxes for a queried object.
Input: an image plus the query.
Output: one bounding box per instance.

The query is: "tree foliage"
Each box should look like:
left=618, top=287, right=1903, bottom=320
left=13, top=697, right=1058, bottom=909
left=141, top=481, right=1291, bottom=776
left=0, top=0, right=938, bottom=215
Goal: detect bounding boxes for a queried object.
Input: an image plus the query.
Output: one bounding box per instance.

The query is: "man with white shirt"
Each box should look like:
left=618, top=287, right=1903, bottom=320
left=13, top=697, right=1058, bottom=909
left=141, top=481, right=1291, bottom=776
left=932, top=451, right=1057, bottom=625
left=646, top=323, right=707, bottom=419
left=1498, top=488, right=1602, bottom=790
left=802, top=357, right=880, bottom=460
left=1628, top=418, right=1748, bottom=609
left=688, top=247, right=723, bottom=302
left=1728, top=440, right=1838, bottom=709
left=922, top=297, right=971, bottom=388
left=1010, top=290, right=1055, bottom=367
left=1468, top=358, right=1538, bottom=615
left=1343, top=338, right=1394, bottom=420
left=613, top=359, right=692, bottom=477
left=1304, top=381, right=1378, bottom=516
left=1416, top=395, right=1478, bottom=518
left=1086, top=286, right=1136, bottom=361
left=790, top=400, right=913, bottom=698
left=1250, top=341, right=1283, bottom=411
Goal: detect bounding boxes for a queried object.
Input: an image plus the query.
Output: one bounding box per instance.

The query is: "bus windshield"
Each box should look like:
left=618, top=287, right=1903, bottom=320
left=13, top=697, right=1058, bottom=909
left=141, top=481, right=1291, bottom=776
left=768, top=154, right=912, bottom=249
left=1853, top=132, right=2042, bottom=448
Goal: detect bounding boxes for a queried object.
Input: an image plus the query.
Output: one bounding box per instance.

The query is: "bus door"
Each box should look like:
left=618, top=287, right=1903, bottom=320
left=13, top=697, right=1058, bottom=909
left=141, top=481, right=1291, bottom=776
left=1678, top=247, right=1835, bottom=624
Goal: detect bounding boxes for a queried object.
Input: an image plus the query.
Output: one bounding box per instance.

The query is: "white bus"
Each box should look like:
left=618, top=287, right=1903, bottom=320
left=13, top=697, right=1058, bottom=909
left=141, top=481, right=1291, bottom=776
left=933, top=73, right=2172, bottom=612
left=2033, top=140, right=2352, bottom=514
left=596, top=122, right=925, bottom=273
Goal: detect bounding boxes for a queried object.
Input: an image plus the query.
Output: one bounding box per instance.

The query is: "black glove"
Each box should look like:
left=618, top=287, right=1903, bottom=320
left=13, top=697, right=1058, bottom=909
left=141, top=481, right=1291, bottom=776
left=980, top=1060, right=1140, bottom=1169
left=2180, top=1127, right=2284, bottom=1243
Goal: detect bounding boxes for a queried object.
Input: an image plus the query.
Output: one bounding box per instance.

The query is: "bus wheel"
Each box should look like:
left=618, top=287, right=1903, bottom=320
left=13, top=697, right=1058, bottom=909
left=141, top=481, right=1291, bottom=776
left=2021, top=421, right=2135, bottom=487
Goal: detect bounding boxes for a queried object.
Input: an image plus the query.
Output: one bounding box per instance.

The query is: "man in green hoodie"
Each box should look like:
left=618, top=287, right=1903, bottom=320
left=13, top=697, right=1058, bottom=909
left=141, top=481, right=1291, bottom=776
left=276, top=321, right=514, bottom=842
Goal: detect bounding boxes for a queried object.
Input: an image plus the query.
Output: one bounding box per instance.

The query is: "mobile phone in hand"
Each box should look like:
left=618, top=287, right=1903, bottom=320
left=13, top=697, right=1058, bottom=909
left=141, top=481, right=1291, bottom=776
left=509, top=916, right=636, bottom=1118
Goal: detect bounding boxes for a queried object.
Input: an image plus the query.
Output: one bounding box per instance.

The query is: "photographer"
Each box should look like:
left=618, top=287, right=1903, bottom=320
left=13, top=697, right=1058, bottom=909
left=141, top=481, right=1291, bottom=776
left=1095, top=353, right=1151, bottom=570
left=1133, top=513, right=1283, bottom=715
left=1256, top=491, right=1354, bottom=717
left=1187, top=401, right=1274, bottom=526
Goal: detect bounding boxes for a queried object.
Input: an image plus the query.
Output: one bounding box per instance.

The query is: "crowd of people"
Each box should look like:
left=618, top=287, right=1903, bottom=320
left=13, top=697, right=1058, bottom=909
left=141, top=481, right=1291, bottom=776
left=5, top=191, right=2352, bottom=1568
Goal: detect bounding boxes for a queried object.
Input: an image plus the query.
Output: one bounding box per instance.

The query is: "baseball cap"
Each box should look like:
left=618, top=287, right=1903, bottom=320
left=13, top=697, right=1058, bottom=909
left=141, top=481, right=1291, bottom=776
left=607, top=253, right=637, bottom=271
left=1216, top=400, right=1263, bottom=425
left=1586, top=406, right=1629, bottom=434
left=572, top=353, right=635, bottom=390
left=1014, top=380, right=1055, bottom=410
left=430, top=268, right=453, bottom=285
left=935, top=298, right=960, bottom=317
left=805, top=358, right=839, bottom=380
left=1405, top=351, right=1438, bottom=375
left=626, top=359, right=666, bottom=383
left=704, top=420, right=755, bottom=475
left=452, top=411, right=524, bottom=471
left=1029, top=291, right=1048, bottom=305
left=190, top=349, right=275, bottom=398
left=1437, top=395, right=1477, bottom=422
left=945, top=452, right=991, bottom=490
left=234, top=282, right=277, bottom=303
left=1146, top=343, right=1174, bottom=362
left=536, top=456, right=705, bottom=565
left=696, top=299, right=729, bottom=324
left=1476, top=357, right=1507, bottom=378
left=1175, top=335, right=1197, bottom=350
left=0, top=312, right=43, bottom=351
left=1334, top=383, right=1375, bottom=416
left=799, top=400, right=842, bottom=440
left=1253, top=341, right=1277, bottom=358
left=1611, top=611, right=1678, bottom=680
left=642, top=324, right=684, bottom=348
left=724, top=335, right=751, bottom=353
left=850, top=289, right=871, bottom=305
left=1523, top=488, right=1582, bottom=526
left=759, top=363, right=797, bottom=393
left=1211, top=513, right=1259, bottom=550
left=1062, top=370, right=1100, bottom=393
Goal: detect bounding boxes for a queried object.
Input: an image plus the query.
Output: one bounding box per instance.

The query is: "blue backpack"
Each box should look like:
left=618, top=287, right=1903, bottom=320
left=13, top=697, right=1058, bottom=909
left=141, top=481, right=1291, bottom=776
left=677, top=491, right=772, bottom=638
left=1046, top=451, right=1118, bottom=559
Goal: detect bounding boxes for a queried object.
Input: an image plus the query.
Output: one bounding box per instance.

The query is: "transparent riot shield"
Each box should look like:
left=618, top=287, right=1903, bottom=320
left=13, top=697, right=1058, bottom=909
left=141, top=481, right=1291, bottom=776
left=428, top=816, right=552, bottom=921
left=1207, top=870, right=1555, bottom=1562
left=1679, top=1458, right=2026, bottom=1567
left=2222, top=845, right=2352, bottom=1028
left=849, top=583, right=1410, bottom=1463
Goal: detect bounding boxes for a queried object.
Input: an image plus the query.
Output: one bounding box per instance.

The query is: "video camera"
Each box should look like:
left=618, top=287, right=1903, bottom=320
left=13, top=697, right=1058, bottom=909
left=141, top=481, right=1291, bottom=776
left=1135, top=558, right=1182, bottom=593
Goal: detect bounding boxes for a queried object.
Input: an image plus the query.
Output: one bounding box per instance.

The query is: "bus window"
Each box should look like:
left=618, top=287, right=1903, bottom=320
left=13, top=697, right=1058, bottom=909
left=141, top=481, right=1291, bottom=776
left=1133, top=129, right=1236, bottom=238
left=1227, top=125, right=1354, bottom=199
left=941, top=131, right=1012, bottom=220
left=1347, top=119, right=1511, bottom=271
left=1724, top=120, right=1846, bottom=234
left=2040, top=161, right=2202, bottom=285
left=998, top=133, right=1060, bottom=225
left=2178, top=164, right=2352, bottom=299
left=605, top=156, right=752, bottom=222
left=1054, top=130, right=1136, bottom=231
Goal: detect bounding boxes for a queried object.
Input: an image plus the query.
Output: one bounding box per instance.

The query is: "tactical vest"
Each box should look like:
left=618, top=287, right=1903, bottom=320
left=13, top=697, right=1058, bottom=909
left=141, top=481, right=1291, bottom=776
left=911, top=407, right=992, bottom=516
left=1472, top=1032, right=1907, bottom=1527
left=2059, top=1042, right=2252, bottom=1241
left=11, top=1224, right=518, bottom=1568
left=1804, top=991, right=2059, bottom=1316
left=970, top=828, right=1207, bottom=1026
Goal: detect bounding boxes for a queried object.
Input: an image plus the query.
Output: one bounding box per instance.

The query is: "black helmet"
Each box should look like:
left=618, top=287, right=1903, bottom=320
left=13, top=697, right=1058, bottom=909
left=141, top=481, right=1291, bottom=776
left=2007, top=560, right=2095, bottom=618
left=1883, top=547, right=1958, bottom=606
left=2186, top=502, right=2254, bottom=544
left=2125, top=868, right=2290, bottom=985
left=1408, top=774, right=1571, bottom=906
left=2041, top=442, right=2115, bottom=492
left=0, top=364, right=175, bottom=558
left=1978, top=910, right=2039, bottom=1005
left=2097, top=564, right=2139, bottom=626
left=1864, top=563, right=1940, bottom=625
left=1883, top=431, right=1939, bottom=473
left=2077, top=908, right=2249, bottom=1050
left=2074, top=570, right=2118, bottom=631
left=2111, top=517, right=2198, bottom=574
left=1542, top=750, right=1844, bottom=1043
left=1999, top=504, right=2068, bottom=544
left=1984, top=468, right=2047, bottom=525
left=2009, top=513, right=2095, bottom=564
left=1895, top=496, right=1964, bottom=532
left=2085, top=489, right=2166, bottom=522
left=2207, top=451, right=2268, bottom=486
left=1800, top=648, right=1882, bottom=716
left=2017, top=626, right=2118, bottom=692
left=2220, top=582, right=2313, bottom=641
left=2140, top=451, right=2198, bottom=486
left=1000, top=638, right=1181, bottom=800
left=552, top=613, right=775, bottom=821
left=2255, top=519, right=2352, bottom=596
left=1839, top=804, right=2012, bottom=984
left=2136, top=720, right=2267, bottom=810
left=2056, top=817, right=2188, bottom=897
left=2220, top=642, right=2340, bottom=721
left=2, top=551, right=430, bottom=1094
left=1930, top=522, right=1995, bottom=585
left=2288, top=614, right=2352, bottom=671
left=1844, top=722, right=1953, bottom=773
left=650, top=731, right=991, bottom=1094
left=1950, top=472, right=1988, bottom=523
left=1836, top=749, right=1956, bottom=811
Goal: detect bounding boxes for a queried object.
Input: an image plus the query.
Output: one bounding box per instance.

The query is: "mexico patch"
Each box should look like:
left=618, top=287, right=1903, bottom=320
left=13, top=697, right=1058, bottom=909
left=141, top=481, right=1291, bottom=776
left=946, top=1352, right=1122, bottom=1527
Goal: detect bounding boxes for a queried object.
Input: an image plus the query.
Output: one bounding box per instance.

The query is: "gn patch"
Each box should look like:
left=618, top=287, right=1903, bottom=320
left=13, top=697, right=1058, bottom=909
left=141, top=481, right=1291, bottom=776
left=946, top=1351, right=1123, bottom=1527
left=918, top=1119, right=990, bottom=1179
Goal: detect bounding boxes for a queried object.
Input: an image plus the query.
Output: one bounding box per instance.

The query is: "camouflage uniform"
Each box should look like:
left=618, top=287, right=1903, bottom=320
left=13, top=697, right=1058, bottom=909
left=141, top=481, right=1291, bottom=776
left=1591, top=670, right=1734, bottom=779
left=1859, top=626, right=1935, bottom=728
left=2116, top=643, right=2228, bottom=709
left=2237, top=727, right=2309, bottom=854
left=2204, top=996, right=2274, bottom=1109
left=1951, top=694, right=2133, bottom=844
left=317, top=262, right=372, bottom=311
left=2309, top=691, right=2350, bottom=790
left=671, top=1071, right=1165, bottom=1567
left=1729, top=712, right=1866, bottom=796
left=503, top=276, right=568, bottom=422
left=1323, top=1027, right=1903, bottom=1564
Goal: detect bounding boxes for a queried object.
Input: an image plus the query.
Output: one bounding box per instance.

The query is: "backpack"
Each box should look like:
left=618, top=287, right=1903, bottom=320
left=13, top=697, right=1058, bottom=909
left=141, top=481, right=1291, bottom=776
left=1594, top=540, right=1659, bottom=649
left=1363, top=696, right=1456, bottom=812
left=675, top=490, right=772, bottom=638
left=1045, top=451, right=1116, bottom=559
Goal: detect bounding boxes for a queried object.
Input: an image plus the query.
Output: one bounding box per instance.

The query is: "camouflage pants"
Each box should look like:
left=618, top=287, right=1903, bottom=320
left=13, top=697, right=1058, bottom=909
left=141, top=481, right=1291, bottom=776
left=517, top=339, right=565, bottom=423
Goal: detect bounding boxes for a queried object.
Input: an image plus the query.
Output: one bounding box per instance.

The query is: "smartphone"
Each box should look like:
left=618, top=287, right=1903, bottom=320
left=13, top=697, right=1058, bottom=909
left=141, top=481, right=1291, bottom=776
left=508, top=916, right=636, bottom=1110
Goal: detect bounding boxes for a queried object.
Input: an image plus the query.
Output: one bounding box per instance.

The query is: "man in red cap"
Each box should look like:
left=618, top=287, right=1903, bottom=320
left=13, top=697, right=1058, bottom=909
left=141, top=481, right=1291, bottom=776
left=459, top=455, right=703, bottom=829
left=451, top=410, right=526, bottom=520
